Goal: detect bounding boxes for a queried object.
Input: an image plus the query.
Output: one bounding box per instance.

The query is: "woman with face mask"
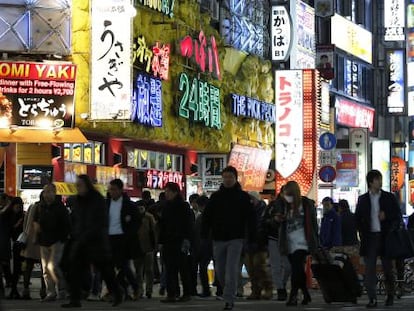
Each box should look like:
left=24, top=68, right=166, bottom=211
left=277, top=181, right=318, bottom=307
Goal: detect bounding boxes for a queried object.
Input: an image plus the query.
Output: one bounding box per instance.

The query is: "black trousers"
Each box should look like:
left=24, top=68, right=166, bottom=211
left=363, top=233, right=394, bottom=300
left=163, top=244, right=191, bottom=298
left=66, top=243, right=120, bottom=303
left=109, top=235, right=138, bottom=292
left=288, top=250, right=309, bottom=295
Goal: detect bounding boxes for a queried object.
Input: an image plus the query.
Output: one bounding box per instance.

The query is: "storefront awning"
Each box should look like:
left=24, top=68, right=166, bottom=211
left=0, top=128, right=88, bottom=143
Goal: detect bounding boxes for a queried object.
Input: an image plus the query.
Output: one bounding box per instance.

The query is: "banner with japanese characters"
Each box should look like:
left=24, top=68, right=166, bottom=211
left=0, top=61, right=76, bottom=128
left=90, top=0, right=132, bottom=120
left=228, top=144, right=272, bottom=192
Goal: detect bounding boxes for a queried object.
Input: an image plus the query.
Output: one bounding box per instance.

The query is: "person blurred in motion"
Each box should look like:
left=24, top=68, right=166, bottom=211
left=158, top=182, right=194, bottom=303
left=134, top=201, right=157, bottom=299
left=355, top=170, right=401, bottom=308
left=338, top=199, right=358, bottom=247
left=62, top=175, right=122, bottom=308
left=319, top=197, right=342, bottom=249
left=245, top=191, right=272, bottom=300
left=264, top=186, right=291, bottom=301
left=33, top=184, right=70, bottom=302
left=188, top=193, right=200, bottom=296
left=8, top=197, right=24, bottom=299
left=106, top=179, right=139, bottom=300
left=139, top=191, right=155, bottom=211
left=201, top=166, right=255, bottom=310
left=278, top=181, right=318, bottom=306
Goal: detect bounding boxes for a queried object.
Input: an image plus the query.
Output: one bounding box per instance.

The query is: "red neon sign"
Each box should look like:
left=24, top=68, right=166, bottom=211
left=335, top=97, right=375, bottom=132
left=146, top=170, right=184, bottom=190
left=180, top=31, right=221, bottom=80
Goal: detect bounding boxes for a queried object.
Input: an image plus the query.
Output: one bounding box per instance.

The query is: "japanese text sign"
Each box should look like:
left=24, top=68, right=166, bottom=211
left=146, top=169, right=184, bottom=190
left=271, top=5, right=292, bottom=61
left=391, top=156, right=406, bottom=192
left=335, top=97, right=375, bottom=132
left=275, top=70, right=303, bottom=178
left=231, top=94, right=276, bottom=124
left=0, top=61, right=76, bottom=128
left=131, top=72, right=162, bottom=127
left=384, top=0, right=405, bottom=41
left=289, top=1, right=315, bottom=69
left=180, top=31, right=221, bottom=80
left=387, top=50, right=406, bottom=115
left=177, top=72, right=221, bottom=129
left=132, top=36, right=170, bottom=80
left=336, top=151, right=358, bottom=187
left=91, top=0, right=132, bottom=120
left=134, top=0, right=175, bottom=18
left=228, top=144, right=272, bottom=192
left=331, top=14, right=372, bottom=64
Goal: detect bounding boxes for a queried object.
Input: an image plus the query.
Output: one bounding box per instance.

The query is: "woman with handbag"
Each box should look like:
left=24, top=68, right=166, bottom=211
left=278, top=181, right=319, bottom=306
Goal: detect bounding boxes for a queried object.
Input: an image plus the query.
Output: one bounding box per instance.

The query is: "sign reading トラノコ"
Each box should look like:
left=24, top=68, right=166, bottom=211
left=275, top=70, right=303, bottom=178
left=271, top=5, right=292, bottom=61
left=177, top=72, right=221, bottom=129
left=228, top=144, right=272, bottom=192
left=132, top=36, right=170, bottom=80
left=90, top=0, right=132, bottom=120
left=131, top=72, right=162, bottom=127
left=0, top=61, right=76, bottom=128
left=180, top=31, right=221, bottom=80
left=146, top=169, right=184, bottom=190
left=231, top=94, right=276, bottom=124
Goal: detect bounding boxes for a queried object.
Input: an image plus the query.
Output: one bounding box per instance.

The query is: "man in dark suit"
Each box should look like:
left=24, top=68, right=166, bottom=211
left=107, top=179, right=140, bottom=299
left=355, top=170, right=401, bottom=308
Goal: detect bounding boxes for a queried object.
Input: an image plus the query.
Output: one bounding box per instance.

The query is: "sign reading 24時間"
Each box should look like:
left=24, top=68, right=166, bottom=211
left=91, top=0, right=132, bottom=120
left=0, top=61, right=76, bottom=128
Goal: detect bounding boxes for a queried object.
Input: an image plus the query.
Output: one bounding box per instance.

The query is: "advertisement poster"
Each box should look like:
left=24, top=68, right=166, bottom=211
left=201, top=155, right=227, bottom=191
left=90, top=0, right=132, bottom=120
left=228, top=144, right=272, bottom=192
left=96, top=166, right=134, bottom=189
left=387, top=50, right=406, bottom=115
left=316, top=45, right=335, bottom=80
left=0, top=61, right=76, bottom=128
left=336, top=151, right=358, bottom=187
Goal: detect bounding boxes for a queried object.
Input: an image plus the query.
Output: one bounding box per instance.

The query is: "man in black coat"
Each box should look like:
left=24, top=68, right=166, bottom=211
left=355, top=170, right=402, bottom=308
left=201, top=166, right=255, bottom=310
left=106, top=179, right=139, bottom=299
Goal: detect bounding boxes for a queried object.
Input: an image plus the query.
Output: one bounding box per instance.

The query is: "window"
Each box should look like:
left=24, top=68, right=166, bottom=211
left=64, top=141, right=104, bottom=165
left=130, top=149, right=183, bottom=172
left=0, top=0, right=72, bottom=55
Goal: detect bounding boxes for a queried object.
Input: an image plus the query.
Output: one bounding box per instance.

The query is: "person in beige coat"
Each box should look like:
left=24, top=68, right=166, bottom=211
left=20, top=199, right=46, bottom=299
left=134, top=202, right=157, bottom=299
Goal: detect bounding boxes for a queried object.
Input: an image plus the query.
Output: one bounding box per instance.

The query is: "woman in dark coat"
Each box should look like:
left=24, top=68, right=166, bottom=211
left=62, top=175, right=122, bottom=308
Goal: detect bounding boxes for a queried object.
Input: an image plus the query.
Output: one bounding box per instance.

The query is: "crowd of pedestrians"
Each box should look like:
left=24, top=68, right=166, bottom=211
left=0, top=167, right=411, bottom=309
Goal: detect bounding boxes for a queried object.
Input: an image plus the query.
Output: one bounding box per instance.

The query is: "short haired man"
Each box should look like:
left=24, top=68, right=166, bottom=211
left=355, top=170, right=402, bottom=308
left=319, top=197, right=342, bottom=249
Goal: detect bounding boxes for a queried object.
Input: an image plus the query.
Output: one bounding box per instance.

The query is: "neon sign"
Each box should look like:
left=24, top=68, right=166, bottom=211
left=132, top=36, right=170, bottom=80
left=177, top=72, right=221, bottom=129
left=131, top=72, right=162, bottom=127
left=231, top=94, right=276, bottom=124
left=180, top=31, right=221, bottom=80
left=146, top=169, right=183, bottom=190
left=135, top=0, right=175, bottom=18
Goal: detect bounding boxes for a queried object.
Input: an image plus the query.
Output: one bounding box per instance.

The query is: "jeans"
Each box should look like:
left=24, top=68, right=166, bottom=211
left=268, top=239, right=291, bottom=289
left=213, top=239, right=244, bottom=304
left=40, top=241, right=65, bottom=296
left=134, top=251, right=154, bottom=296
left=364, top=233, right=395, bottom=300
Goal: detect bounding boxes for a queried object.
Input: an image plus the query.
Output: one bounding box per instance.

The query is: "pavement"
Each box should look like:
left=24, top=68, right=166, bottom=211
left=1, top=281, right=414, bottom=311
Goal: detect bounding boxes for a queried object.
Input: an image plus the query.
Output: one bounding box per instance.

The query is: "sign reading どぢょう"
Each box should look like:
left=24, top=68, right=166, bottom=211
left=0, top=61, right=76, bottom=128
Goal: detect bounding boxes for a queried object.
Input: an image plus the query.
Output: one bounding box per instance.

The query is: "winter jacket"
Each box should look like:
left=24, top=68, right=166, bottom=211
left=355, top=190, right=401, bottom=256
left=279, top=196, right=319, bottom=256
left=137, top=212, right=157, bottom=254
left=201, top=183, right=256, bottom=242
left=34, top=199, right=70, bottom=247
left=246, top=200, right=268, bottom=253
left=21, top=203, right=41, bottom=260
left=263, top=197, right=287, bottom=241
left=340, top=209, right=358, bottom=246
left=319, top=208, right=342, bottom=249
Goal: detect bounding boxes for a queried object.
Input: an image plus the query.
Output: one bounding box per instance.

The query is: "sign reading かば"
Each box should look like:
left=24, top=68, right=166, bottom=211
left=0, top=61, right=76, bottom=128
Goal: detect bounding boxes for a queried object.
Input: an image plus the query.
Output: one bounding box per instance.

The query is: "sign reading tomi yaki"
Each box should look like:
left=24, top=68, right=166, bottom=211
left=0, top=61, right=76, bottom=129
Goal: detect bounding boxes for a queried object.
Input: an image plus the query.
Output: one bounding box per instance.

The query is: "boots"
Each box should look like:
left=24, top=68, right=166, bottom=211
left=277, top=288, right=288, bottom=301
left=301, top=288, right=311, bottom=305
left=286, top=289, right=298, bottom=307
